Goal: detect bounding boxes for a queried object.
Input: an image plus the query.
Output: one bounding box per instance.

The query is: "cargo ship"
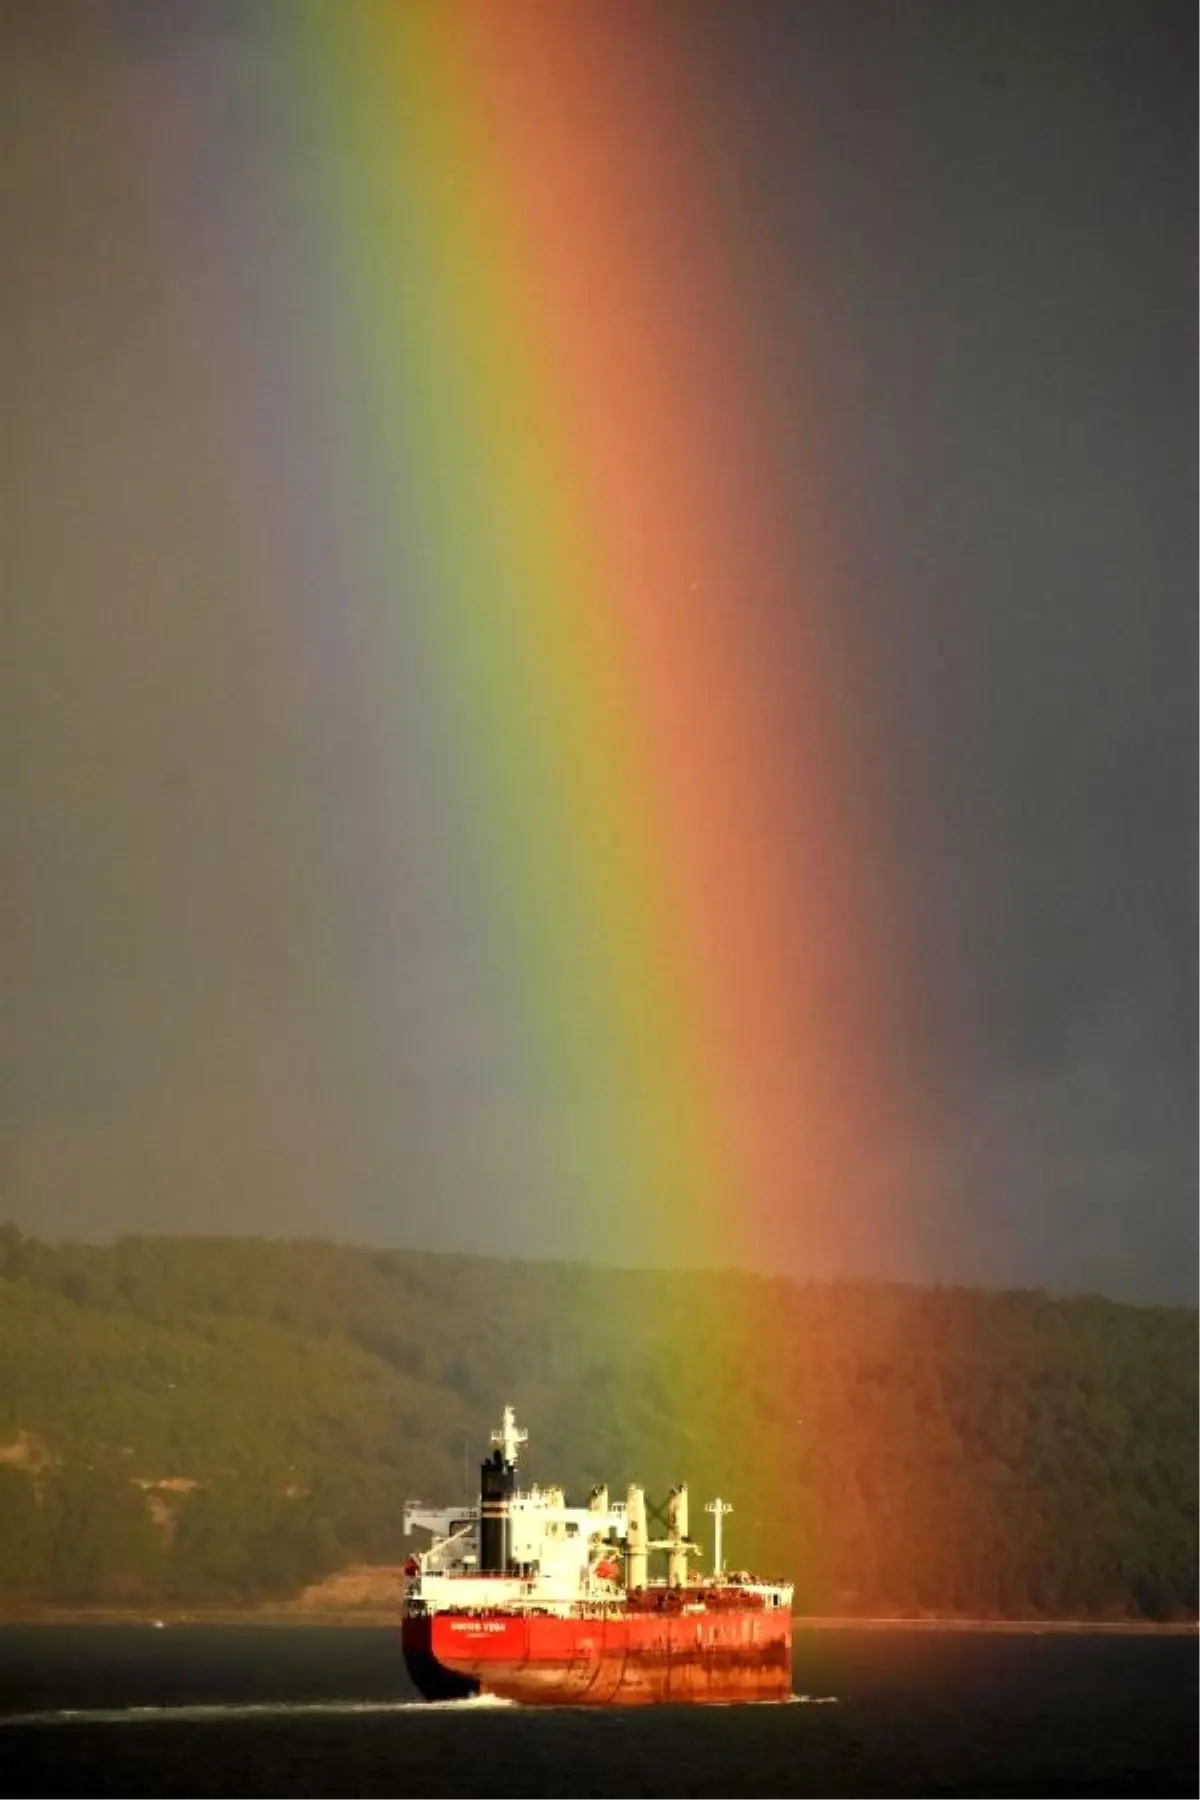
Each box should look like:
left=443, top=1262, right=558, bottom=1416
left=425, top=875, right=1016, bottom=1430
left=401, top=1406, right=793, bottom=1706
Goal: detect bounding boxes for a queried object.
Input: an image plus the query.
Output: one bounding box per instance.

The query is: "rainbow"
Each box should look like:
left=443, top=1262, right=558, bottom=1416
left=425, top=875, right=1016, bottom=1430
left=116, top=1, right=907, bottom=1282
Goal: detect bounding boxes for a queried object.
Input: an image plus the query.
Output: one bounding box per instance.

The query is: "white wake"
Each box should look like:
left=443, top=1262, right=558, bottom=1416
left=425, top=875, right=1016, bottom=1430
left=0, top=1694, right=515, bottom=1728
left=1, top=1692, right=840, bottom=1726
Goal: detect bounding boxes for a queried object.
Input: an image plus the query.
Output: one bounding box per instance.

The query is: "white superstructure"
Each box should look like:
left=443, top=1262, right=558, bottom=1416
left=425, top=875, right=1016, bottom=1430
left=402, top=1405, right=730, bottom=1617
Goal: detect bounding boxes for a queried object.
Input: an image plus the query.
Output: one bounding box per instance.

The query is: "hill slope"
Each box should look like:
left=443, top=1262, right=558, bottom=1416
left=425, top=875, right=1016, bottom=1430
left=0, top=1229, right=1195, bottom=1617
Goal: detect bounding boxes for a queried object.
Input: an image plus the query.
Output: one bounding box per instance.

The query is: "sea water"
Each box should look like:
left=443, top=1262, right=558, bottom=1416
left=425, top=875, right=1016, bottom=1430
left=0, top=1624, right=1194, bottom=1797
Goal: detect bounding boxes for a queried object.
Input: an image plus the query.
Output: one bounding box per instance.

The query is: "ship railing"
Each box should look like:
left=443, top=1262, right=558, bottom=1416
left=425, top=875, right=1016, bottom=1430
left=418, top=1587, right=795, bottom=1616
left=430, top=1590, right=780, bottom=1619
left=418, top=1569, right=533, bottom=1581
left=437, top=1599, right=635, bottom=1618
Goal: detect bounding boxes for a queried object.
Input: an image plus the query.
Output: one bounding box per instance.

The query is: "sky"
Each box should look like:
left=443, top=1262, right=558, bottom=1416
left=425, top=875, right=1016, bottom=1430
left=3, top=0, right=1195, bottom=1302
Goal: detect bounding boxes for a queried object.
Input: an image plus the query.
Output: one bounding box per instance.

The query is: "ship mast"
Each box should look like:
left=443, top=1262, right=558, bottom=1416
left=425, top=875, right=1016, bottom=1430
left=491, top=1405, right=528, bottom=1468
left=706, top=1497, right=733, bottom=1576
left=666, top=1485, right=690, bottom=1587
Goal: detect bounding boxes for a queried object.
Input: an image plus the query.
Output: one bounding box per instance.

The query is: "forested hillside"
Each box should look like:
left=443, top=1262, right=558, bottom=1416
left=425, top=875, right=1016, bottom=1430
left=0, top=1229, right=1194, bottom=1618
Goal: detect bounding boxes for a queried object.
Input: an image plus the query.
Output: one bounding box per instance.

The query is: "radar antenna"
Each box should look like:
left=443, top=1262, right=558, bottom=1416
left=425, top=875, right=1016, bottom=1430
left=491, top=1405, right=528, bottom=1467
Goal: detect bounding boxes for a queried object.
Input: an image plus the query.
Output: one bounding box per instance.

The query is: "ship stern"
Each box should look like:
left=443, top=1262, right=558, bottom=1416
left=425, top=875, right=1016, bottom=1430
left=401, top=1611, right=480, bottom=1702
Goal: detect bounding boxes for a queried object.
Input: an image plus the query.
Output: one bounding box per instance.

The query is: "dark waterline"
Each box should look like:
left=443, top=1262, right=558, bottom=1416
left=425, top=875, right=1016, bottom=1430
left=0, top=1625, right=1195, bottom=1797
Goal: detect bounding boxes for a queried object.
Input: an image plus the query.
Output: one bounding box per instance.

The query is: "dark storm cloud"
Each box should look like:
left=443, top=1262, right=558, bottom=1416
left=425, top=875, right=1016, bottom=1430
left=2, top=0, right=1194, bottom=1299
left=684, top=0, right=1196, bottom=1298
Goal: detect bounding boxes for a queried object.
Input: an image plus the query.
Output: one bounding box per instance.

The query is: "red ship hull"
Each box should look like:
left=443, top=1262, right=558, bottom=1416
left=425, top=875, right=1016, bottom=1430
left=402, top=1608, right=792, bottom=1706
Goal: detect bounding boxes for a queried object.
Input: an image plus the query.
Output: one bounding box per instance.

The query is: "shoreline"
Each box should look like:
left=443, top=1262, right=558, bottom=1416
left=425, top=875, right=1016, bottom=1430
left=792, top=1615, right=1198, bottom=1635
left=0, top=1607, right=1194, bottom=1635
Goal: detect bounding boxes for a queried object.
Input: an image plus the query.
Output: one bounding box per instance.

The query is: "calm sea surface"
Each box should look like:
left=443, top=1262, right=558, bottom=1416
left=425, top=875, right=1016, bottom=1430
left=0, top=1624, right=1194, bottom=1797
